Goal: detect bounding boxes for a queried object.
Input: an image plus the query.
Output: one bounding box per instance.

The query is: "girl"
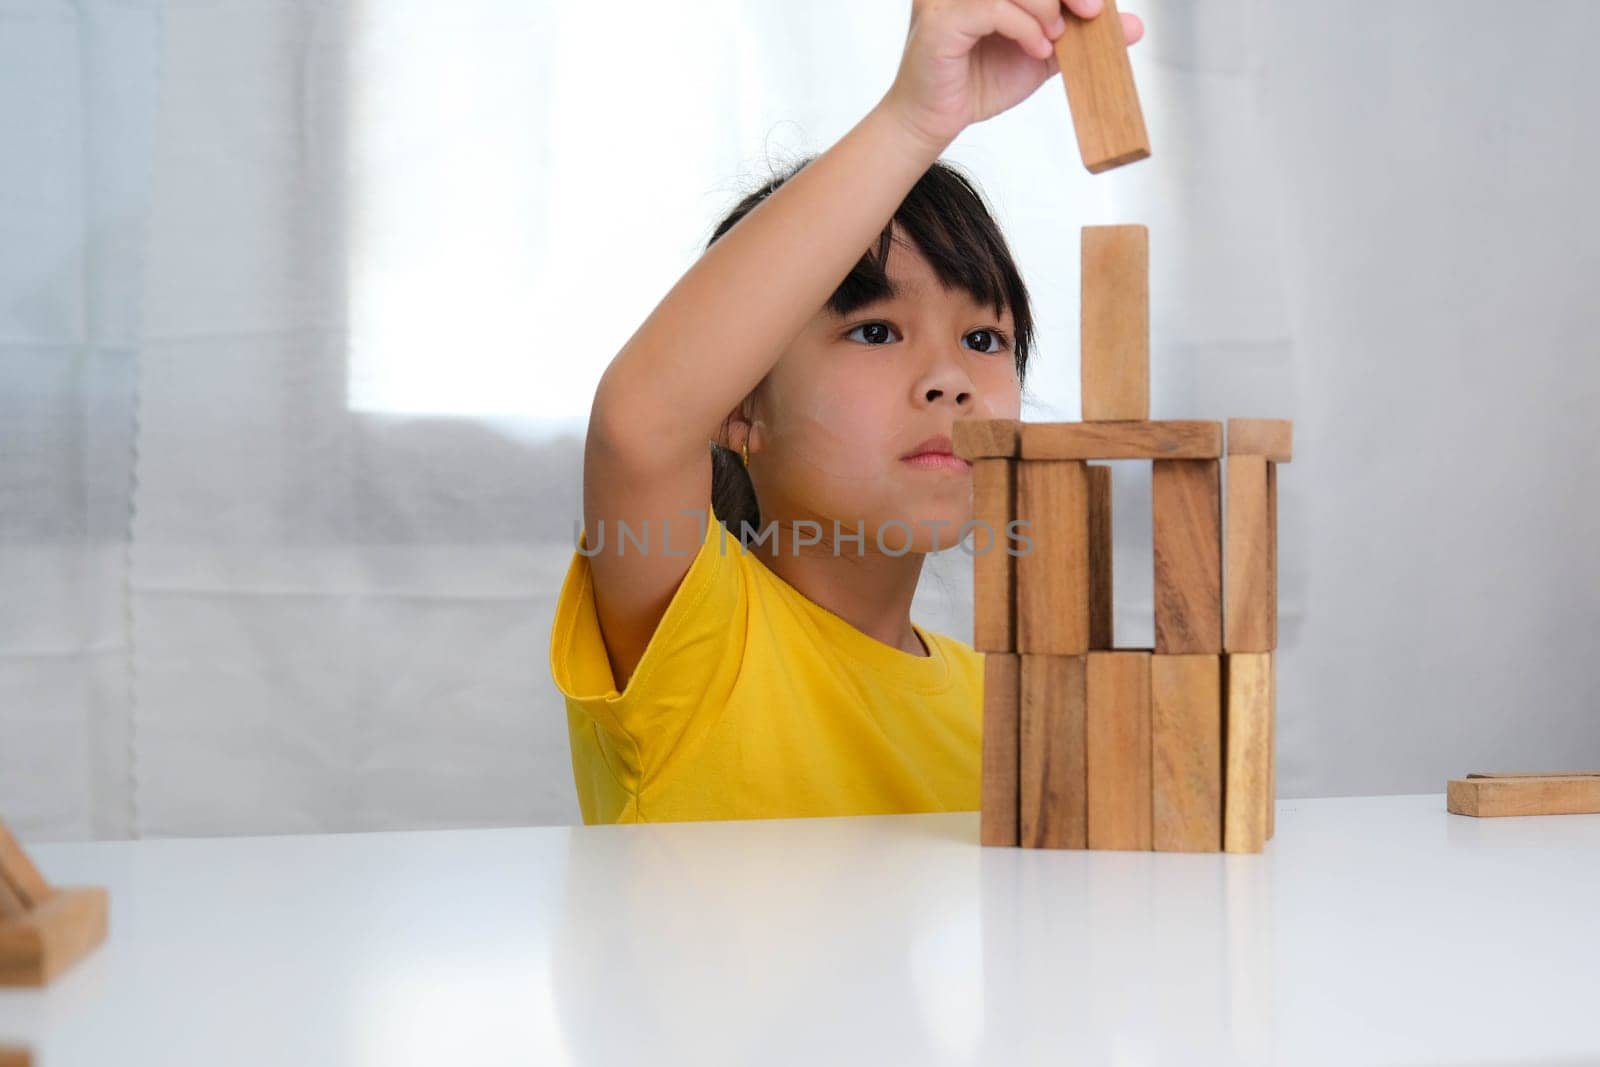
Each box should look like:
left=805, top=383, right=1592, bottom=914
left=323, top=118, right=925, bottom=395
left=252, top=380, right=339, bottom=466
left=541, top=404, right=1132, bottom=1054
left=550, top=0, right=1145, bottom=824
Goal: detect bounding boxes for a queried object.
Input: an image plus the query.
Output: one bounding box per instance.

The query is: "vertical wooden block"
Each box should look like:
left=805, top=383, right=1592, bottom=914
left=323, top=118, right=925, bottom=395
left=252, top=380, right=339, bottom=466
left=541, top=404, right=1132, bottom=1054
left=0, top=822, right=51, bottom=909
left=1225, top=454, right=1275, bottom=652
left=1267, top=652, right=1277, bottom=839
left=1081, top=225, right=1150, bottom=421
left=1224, top=653, right=1272, bottom=853
left=1016, top=460, right=1090, bottom=655
left=1153, top=459, right=1222, bottom=653
left=1020, top=654, right=1088, bottom=849
left=981, top=653, right=1021, bottom=847
left=1151, top=654, right=1222, bottom=852
left=1088, top=463, right=1114, bottom=649
left=0, top=1046, right=32, bottom=1067
left=1053, top=0, right=1151, bottom=174
left=972, top=457, right=1016, bottom=652
left=1087, top=651, right=1152, bottom=850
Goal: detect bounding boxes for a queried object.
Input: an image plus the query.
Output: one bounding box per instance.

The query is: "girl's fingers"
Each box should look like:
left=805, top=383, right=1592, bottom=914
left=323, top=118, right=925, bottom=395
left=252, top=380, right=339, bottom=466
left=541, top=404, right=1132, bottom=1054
left=1010, top=0, right=1068, bottom=39
left=1121, top=11, right=1143, bottom=44
left=954, top=0, right=1056, bottom=61
left=1061, top=0, right=1103, bottom=18
left=1058, top=1, right=1145, bottom=47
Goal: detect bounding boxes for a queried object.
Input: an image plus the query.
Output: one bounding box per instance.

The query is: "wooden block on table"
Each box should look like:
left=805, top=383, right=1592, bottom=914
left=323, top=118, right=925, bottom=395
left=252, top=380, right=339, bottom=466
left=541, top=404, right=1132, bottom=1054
left=0, top=1045, right=31, bottom=1067
left=1087, top=651, right=1152, bottom=850
left=1020, top=421, right=1222, bottom=461
left=1225, top=454, right=1276, bottom=652
left=981, top=653, right=1021, bottom=847
left=1153, top=459, right=1222, bottom=654
left=1088, top=464, right=1113, bottom=649
left=952, top=418, right=1019, bottom=460
left=1466, top=770, right=1600, bottom=778
left=1053, top=0, right=1150, bottom=174
left=0, top=822, right=51, bottom=910
left=1267, top=653, right=1277, bottom=839
left=1016, top=460, right=1090, bottom=655
left=971, top=457, right=1015, bottom=652
left=0, top=876, right=23, bottom=923
left=1446, top=776, right=1600, bottom=817
left=1224, top=653, right=1272, bottom=853
left=0, top=886, right=108, bottom=987
left=1151, top=653, right=1222, bottom=852
left=1227, top=418, right=1293, bottom=463
left=1021, top=654, right=1088, bottom=849
left=1081, top=225, right=1149, bottom=422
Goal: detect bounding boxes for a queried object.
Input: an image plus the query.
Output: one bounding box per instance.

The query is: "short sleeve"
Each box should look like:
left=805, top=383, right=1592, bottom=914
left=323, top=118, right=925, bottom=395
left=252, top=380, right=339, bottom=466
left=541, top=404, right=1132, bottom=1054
left=548, top=502, right=747, bottom=792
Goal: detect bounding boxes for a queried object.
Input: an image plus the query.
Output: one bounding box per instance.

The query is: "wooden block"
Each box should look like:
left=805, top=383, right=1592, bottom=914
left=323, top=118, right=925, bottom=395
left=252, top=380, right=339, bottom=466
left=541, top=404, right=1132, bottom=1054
left=1267, top=652, right=1276, bottom=839
left=1224, top=653, right=1272, bottom=853
left=1016, top=460, right=1090, bottom=655
left=0, top=1046, right=31, bottom=1067
left=1153, top=459, right=1222, bottom=653
left=1225, top=454, right=1275, bottom=652
left=1087, top=651, right=1152, bottom=850
left=1447, top=776, right=1600, bottom=817
left=972, top=457, right=1015, bottom=652
left=1088, top=464, right=1113, bottom=649
left=1081, top=225, right=1149, bottom=421
left=1466, top=770, right=1600, bottom=778
left=1020, top=654, right=1088, bottom=849
left=1151, top=654, right=1222, bottom=852
left=0, top=886, right=108, bottom=987
left=0, top=875, right=23, bottom=922
left=0, top=822, right=51, bottom=910
left=1227, top=418, right=1293, bottom=463
left=1021, top=421, right=1222, bottom=461
left=981, top=653, right=1021, bottom=847
left=1053, top=0, right=1150, bottom=174
left=953, top=418, right=1019, bottom=460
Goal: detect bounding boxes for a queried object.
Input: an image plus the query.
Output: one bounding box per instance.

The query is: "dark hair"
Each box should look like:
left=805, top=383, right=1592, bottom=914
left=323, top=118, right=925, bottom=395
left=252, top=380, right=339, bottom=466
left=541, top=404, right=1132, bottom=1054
left=707, top=155, right=1036, bottom=543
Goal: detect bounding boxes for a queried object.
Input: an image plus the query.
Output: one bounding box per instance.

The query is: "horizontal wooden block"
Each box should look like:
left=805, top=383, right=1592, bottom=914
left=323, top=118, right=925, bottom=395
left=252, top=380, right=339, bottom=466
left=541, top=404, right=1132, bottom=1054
left=1224, top=653, right=1272, bottom=853
left=1225, top=454, right=1275, bottom=652
left=971, top=457, right=1015, bottom=652
left=1447, top=776, right=1600, bottom=817
left=1153, top=459, right=1222, bottom=653
left=953, top=418, right=1020, bottom=460
left=1088, top=464, right=1114, bottom=649
left=1016, top=460, right=1090, bottom=655
left=981, top=653, right=1021, bottom=847
left=1081, top=225, right=1149, bottom=421
left=1020, top=421, right=1222, bottom=461
left=0, top=887, right=108, bottom=987
left=1087, top=651, right=1152, bottom=850
left=1021, top=654, right=1088, bottom=849
left=1054, top=0, right=1150, bottom=174
left=1467, top=770, right=1600, bottom=778
left=1227, top=418, right=1293, bottom=463
left=1151, top=654, right=1222, bottom=852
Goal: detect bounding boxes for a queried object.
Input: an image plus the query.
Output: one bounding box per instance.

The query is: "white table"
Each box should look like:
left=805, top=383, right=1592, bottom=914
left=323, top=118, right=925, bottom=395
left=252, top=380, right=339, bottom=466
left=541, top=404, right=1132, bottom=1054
left=2, top=794, right=1597, bottom=1065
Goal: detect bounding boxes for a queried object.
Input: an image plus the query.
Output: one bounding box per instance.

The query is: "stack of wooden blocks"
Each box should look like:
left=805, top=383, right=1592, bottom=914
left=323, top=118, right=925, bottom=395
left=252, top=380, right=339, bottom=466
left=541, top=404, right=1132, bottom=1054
left=954, top=225, right=1292, bottom=855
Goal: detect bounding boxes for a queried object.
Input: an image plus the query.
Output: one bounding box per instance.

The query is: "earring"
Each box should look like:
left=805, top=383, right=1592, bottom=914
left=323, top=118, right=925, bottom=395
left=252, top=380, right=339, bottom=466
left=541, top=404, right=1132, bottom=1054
left=740, top=438, right=749, bottom=467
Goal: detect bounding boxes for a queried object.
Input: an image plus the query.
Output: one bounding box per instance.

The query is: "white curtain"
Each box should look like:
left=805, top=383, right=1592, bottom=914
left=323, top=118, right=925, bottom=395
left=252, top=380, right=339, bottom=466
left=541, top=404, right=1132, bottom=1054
left=3, top=0, right=1597, bottom=841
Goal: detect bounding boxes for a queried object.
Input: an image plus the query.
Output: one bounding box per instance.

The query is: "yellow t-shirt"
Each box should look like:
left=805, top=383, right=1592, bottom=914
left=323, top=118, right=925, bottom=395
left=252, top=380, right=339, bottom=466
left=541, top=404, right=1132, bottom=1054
left=548, top=501, right=984, bottom=824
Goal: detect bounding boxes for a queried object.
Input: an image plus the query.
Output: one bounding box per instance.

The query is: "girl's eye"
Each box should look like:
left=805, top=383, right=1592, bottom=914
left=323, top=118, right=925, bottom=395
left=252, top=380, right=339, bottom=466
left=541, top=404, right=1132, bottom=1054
left=964, top=329, right=1008, bottom=354
left=847, top=322, right=899, bottom=345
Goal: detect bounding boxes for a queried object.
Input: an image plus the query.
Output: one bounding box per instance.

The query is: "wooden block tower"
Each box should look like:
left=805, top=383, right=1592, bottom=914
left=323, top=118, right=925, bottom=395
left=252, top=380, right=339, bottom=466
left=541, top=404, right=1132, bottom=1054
left=955, top=226, right=1293, bottom=854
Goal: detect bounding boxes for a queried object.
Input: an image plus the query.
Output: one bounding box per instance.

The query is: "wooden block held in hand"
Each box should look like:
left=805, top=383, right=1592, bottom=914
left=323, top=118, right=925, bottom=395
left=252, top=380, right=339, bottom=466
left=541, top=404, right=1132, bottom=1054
left=972, top=457, right=1016, bottom=652
left=1088, top=464, right=1114, bottom=649
left=0, top=822, right=51, bottom=910
left=1447, top=776, right=1600, bottom=817
left=1151, top=654, right=1222, bottom=852
left=1054, top=0, right=1150, bottom=173
left=1021, top=654, right=1088, bottom=849
left=1224, top=653, right=1272, bottom=853
left=1153, top=459, right=1222, bottom=653
left=1016, top=460, right=1090, bottom=655
left=1087, top=651, right=1152, bottom=850
left=0, top=886, right=108, bottom=987
left=953, top=418, right=1020, bottom=460
left=981, top=653, right=1021, bottom=847
left=1021, top=421, right=1222, bottom=461
left=1227, top=418, right=1293, bottom=463
left=1225, top=455, right=1275, bottom=652
left=1081, top=225, right=1149, bottom=421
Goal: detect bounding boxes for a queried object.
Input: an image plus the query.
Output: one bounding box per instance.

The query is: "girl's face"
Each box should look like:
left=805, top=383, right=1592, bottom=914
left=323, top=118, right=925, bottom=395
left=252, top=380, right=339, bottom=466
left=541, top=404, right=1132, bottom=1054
left=747, top=232, right=1023, bottom=555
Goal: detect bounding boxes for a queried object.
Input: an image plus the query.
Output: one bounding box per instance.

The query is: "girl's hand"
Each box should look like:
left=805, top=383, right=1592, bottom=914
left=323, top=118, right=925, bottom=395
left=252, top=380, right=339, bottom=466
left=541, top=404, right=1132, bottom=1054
left=881, top=0, right=1145, bottom=152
